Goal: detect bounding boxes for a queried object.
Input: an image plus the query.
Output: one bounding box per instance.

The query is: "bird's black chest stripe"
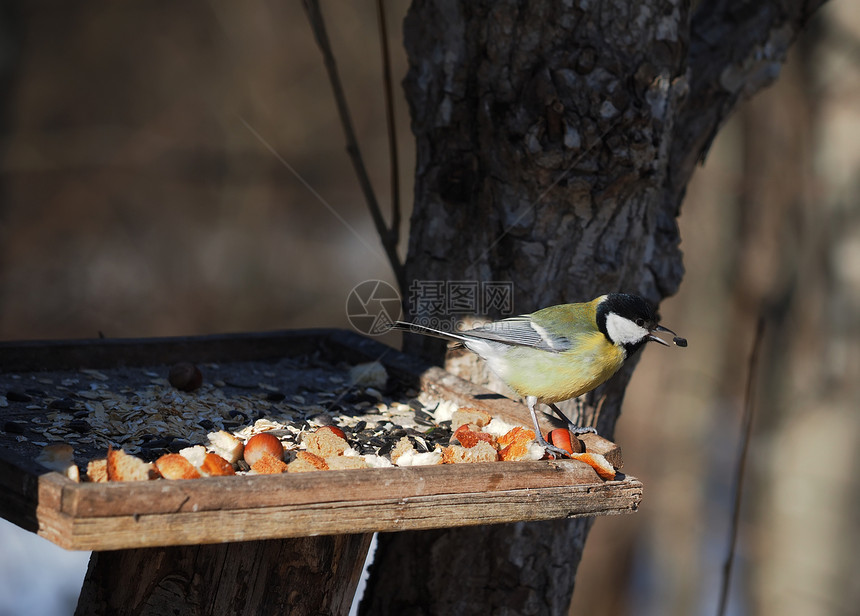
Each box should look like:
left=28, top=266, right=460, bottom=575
left=596, top=302, right=612, bottom=344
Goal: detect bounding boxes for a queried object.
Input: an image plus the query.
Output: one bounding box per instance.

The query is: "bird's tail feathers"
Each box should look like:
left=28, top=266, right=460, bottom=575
left=392, top=321, right=469, bottom=346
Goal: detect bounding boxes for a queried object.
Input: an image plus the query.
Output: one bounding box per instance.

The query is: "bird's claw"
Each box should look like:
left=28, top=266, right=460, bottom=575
left=569, top=425, right=597, bottom=436
left=537, top=437, right=573, bottom=460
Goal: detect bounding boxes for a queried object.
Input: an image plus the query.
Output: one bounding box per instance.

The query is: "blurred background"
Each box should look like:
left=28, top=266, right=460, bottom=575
left=0, top=2, right=857, bottom=615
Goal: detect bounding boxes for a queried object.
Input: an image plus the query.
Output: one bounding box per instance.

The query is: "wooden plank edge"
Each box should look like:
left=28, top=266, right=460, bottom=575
left=0, top=329, right=336, bottom=371
left=0, top=457, right=68, bottom=533
left=59, top=459, right=606, bottom=518
left=0, top=327, right=408, bottom=373
left=41, top=478, right=643, bottom=551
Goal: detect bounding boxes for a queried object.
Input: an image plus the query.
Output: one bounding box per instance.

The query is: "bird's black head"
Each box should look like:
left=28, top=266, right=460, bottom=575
left=596, top=293, right=667, bottom=356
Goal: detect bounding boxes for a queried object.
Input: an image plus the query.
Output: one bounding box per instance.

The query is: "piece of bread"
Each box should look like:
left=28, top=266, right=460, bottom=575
left=390, top=436, right=414, bottom=464
left=251, top=451, right=289, bottom=474
left=499, top=440, right=530, bottom=461
left=178, top=445, right=207, bottom=469
left=296, top=450, right=329, bottom=469
left=317, top=425, right=346, bottom=439
left=199, top=452, right=235, bottom=477
left=393, top=449, right=443, bottom=467
left=348, top=361, right=388, bottom=388
left=36, top=443, right=80, bottom=482
left=451, top=407, right=492, bottom=430
left=570, top=452, right=616, bottom=480
left=303, top=428, right=349, bottom=458
left=106, top=447, right=159, bottom=481
left=207, top=430, right=244, bottom=464
left=325, top=455, right=368, bottom=470
left=362, top=454, right=393, bottom=468
left=497, top=426, right=539, bottom=461
left=287, top=457, right=324, bottom=473
left=442, top=440, right=499, bottom=464
left=497, top=426, right=535, bottom=447
left=285, top=450, right=329, bottom=473
left=452, top=424, right=496, bottom=449
left=577, top=433, right=622, bottom=468
left=483, top=417, right=517, bottom=437
left=86, top=458, right=109, bottom=483
left=155, top=453, right=201, bottom=480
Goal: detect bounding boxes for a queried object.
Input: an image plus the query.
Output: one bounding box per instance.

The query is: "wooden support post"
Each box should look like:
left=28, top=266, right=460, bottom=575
left=75, top=533, right=373, bottom=616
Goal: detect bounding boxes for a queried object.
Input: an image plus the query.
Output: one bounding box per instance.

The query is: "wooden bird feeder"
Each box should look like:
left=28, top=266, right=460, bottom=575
left=0, top=330, right=642, bottom=615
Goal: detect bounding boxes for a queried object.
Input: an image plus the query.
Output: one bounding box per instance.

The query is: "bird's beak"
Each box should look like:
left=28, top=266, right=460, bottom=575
left=649, top=324, right=687, bottom=347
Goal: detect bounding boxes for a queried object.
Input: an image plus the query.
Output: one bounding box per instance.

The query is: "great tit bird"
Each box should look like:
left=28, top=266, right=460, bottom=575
left=395, top=293, right=686, bottom=458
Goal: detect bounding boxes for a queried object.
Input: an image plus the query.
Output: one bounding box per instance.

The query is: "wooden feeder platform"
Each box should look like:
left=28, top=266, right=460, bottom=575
left=0, top=330, right=642, bottom=615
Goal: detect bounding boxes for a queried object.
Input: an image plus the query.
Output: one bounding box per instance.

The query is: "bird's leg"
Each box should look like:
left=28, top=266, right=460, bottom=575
left=526, top=396, right=573, bottom=459
left=548, top=402, right=597, bottom=436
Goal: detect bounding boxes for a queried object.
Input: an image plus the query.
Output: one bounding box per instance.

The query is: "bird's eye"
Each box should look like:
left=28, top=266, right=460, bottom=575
left=635, top=318, right=645, bottom=327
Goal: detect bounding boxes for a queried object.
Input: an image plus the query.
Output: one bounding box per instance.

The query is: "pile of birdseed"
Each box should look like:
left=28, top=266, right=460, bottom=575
left=0, top=351, right=458, bottom=471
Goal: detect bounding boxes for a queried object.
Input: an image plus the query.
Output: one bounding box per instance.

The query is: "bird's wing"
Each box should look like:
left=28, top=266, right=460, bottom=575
left=463, top=316, right=573, bottom=352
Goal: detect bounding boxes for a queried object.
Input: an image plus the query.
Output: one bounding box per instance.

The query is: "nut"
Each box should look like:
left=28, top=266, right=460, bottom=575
left=548, top=428, right=584, bottom=454
left=168, top=362, right=203, bottom=392
left=244, top=433, right=284, bottom=466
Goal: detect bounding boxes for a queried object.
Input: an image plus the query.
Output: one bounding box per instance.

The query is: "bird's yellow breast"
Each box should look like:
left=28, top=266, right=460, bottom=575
left=497, top=330, right=626, bottom=404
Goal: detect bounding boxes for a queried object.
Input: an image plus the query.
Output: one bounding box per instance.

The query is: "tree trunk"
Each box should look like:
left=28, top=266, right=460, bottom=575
left=361, top=1, right=825, bottom=613
left=75, top=534, right=372, bottom=616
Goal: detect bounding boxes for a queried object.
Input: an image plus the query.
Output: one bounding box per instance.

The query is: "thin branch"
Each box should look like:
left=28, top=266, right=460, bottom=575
left=302, top=0, right=406, bottom=293
left=717, top=316, right=766, bottom=616
left=376, top=0, right=401, bottom=250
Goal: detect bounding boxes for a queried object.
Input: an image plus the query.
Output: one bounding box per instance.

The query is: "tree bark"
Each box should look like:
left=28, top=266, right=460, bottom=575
left=361, top=1, right=826, bottom=614
left=75, top=534, right=372, bottom=616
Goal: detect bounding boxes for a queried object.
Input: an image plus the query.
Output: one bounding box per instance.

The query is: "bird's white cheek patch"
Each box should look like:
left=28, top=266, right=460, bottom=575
left=605, top=312, right=649, bottom=346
